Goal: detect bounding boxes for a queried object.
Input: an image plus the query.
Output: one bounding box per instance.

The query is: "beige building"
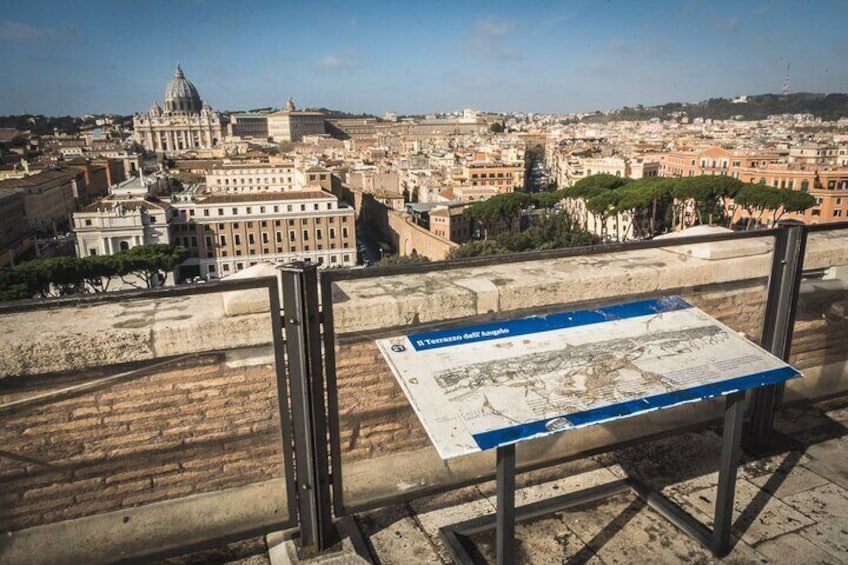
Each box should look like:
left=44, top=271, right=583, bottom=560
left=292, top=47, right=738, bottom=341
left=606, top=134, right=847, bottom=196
left=205, top=163, right=332, bottom=193
left=267, top=99, right=325, bottom=142
left=0, top=169, right=81, bottom=234
left=73, top=199, right=172, bottom=257
left=463, top=160, right=525, bottom=193
left=429, top=205, right=472, bottom=243
left=0, top=190, right=31, bottom=267
left=133, top=65, right=224, bottom=154
left=169, top=190, right=356, bottom=278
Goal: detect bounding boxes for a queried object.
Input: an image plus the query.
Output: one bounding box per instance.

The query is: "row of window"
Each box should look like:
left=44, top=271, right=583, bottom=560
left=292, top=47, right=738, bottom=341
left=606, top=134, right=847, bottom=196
left=179, top=201, right=340, bottom=218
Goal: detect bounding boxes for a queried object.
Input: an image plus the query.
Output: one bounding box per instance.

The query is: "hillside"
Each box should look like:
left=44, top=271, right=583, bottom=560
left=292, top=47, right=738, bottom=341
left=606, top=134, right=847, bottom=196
left=581, top=93, right=848, bottom=123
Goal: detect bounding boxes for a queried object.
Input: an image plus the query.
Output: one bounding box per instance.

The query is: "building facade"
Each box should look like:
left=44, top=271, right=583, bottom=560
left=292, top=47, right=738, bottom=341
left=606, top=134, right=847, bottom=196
left=267, top=100, right=325, bottom=142
left=205, top=163, right=332, bottom=193
left=133, top=65, right=224, bottom=154
left=169, top=190, right=356, bottom=278
left=0, top=169, right=80, bottom=234
left=73, top=199, right=171, bottom=257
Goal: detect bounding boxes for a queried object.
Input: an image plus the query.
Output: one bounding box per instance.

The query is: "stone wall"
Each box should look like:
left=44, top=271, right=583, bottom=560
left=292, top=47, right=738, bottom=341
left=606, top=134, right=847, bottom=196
left=0, top=351, right=285, bottom=533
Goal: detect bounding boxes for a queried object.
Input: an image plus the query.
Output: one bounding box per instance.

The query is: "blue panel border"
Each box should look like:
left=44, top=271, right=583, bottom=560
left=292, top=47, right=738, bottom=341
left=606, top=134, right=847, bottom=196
left=409, top=296, right=692, bottom=351
left=471, top=366, right=800, bottom=451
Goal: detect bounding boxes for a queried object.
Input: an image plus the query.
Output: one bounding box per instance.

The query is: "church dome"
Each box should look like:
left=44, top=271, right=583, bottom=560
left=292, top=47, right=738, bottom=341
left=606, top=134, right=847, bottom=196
left=164, top=65, right=202, bottom=114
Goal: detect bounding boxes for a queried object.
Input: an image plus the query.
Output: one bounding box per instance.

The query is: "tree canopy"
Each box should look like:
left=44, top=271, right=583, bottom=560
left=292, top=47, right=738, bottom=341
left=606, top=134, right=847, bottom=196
left=0, top=244, right=187, bottom=302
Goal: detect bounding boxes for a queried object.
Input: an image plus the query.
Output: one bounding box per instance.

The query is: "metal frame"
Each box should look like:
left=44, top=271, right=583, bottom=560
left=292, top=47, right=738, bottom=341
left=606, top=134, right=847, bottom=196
left=280, top=263, right=336, bottom=551
left=747, top=222, right=807, bottom=443
left=440, top=391, right=749, bottom=563
left=1, top=276, right=299, bottom=556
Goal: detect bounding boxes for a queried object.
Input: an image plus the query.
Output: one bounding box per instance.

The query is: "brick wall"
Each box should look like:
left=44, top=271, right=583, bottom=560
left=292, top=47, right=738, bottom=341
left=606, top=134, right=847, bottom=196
left=0, top=353, right=286, bottom=533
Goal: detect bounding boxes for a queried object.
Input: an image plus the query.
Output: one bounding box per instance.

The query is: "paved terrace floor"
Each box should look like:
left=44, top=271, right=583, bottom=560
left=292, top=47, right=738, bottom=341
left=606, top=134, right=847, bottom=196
left=165, top=395, right=848, bottom=565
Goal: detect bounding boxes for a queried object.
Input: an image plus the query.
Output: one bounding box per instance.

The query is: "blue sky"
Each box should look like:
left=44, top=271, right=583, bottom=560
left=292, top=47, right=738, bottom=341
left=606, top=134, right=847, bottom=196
left=1, top=0, right=846, bottom=116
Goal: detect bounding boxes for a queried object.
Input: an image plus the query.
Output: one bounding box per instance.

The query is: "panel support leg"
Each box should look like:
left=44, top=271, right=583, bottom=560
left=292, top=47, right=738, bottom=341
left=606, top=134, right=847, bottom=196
left=496, top=444, right=516, bottom=565
left=713, top=391, right=746, bottom=556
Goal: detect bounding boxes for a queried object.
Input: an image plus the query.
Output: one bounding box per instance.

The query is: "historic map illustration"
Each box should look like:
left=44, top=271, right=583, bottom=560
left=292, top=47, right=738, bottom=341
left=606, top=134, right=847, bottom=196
left=376, top=297, right=801, bottom=459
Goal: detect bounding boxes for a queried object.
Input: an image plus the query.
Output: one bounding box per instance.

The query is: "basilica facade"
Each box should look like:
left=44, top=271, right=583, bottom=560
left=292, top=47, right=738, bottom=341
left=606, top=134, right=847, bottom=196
left=133, top=65, right=224, bottom=154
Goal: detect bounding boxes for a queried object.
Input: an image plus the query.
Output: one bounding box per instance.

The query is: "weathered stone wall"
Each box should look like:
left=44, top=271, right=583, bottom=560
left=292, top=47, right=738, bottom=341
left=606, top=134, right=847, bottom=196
left=0, top=352, right=285, bottom=533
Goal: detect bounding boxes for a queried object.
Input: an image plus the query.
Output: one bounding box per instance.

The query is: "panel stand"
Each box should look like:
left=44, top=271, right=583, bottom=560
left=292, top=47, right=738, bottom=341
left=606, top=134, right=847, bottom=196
left=495, top=444, right=515, bottom=565
left=440, top=391, right=748, bottom=563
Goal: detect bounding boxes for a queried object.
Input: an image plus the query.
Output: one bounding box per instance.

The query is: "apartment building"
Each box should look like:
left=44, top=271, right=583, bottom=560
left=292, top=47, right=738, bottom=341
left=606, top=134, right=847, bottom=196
left=429, top=204, right=472, bottom=243
left=657, top=146, right=848, bottom=225
left=0, top=168, right=81, bottom=234
left=205, top=164, right=332, bottom=193
left=169, top=190, right=356, bottom=279
left=464, top=160, right=525, bottom=193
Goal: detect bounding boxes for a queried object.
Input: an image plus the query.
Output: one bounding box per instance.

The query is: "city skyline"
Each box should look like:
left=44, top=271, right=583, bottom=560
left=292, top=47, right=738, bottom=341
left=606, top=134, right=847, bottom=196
left=1, top=0, right=848, bottom=116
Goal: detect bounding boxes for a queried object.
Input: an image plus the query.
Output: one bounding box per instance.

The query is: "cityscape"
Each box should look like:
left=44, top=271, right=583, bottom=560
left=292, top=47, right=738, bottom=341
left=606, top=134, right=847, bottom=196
left=1, top=1, right=848, bottom=564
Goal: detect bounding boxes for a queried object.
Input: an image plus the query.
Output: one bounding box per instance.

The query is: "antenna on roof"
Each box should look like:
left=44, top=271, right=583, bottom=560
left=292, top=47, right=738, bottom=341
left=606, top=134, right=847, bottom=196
left=782, top=61, right=791, bottom=96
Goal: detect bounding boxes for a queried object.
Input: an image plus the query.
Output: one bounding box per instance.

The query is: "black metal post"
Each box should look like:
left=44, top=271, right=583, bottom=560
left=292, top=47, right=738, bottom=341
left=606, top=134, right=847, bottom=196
left=747, top=221, right=807, bottom=443
left=280, top=263, right=335, bottom=551
left=496, top=444, right=516, bottom=565
left=713, top=391, right=746, bottom=556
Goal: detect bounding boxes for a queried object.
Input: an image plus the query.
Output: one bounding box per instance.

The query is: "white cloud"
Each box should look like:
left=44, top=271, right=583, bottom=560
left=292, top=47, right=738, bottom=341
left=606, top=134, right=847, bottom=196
left=461, top=16, right=523, bottom=61
left=316, top=49, right=363, bottom=74
left=0, top=21, right=80, bottom=43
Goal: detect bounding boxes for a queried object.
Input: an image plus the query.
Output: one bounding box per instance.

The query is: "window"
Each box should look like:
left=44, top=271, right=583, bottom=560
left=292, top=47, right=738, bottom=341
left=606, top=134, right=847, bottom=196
left=835, top=210, right=843, bottom=217
left=203, top=209, right=210, bottom=217
left=342, top=227, right=349, bottom=238
left=247, top=222, right=254, bottom=228
left=220, top=235, right=227, bottom=246
left=232, top=208, right=238, bottom=214
left=84, top=219, right=92, bottom=226
left=218, top=208, right=224, bottom=216
left=89, top=248, right=97, bottom=256
left=234, top=234, right=241, bottom=245
left=329, top=227, right=335, bottom=239
left=236, top=262, right=244, bottom=271
left=247, top=207, right=253, bottom=213
left=189, top=209, right=195, bottom=217
left=276, top=232, right=282, bottom=243
left=218, top=223, right=225, bottom=229
left=316, top=229, right=322, bottom=240
left=303, top=230, right=309, bottom=241
left=288, top=219, right=295, bottom=226
left=262, top=232, right=269, bottom=244
left=274, top=220, right=281, bottom=227
left=289, top=231, right=295, bottom=242
left=812, top=209, right=821, bottom=216
left=260, top=206, right=266, bottom=213
left=801, top=181, right=809, bottom=192
left=248, top=233, right=255, bottom=245
left=261, top=221, right=267, bottom=227
left=223, top=264, right=230, bottom=272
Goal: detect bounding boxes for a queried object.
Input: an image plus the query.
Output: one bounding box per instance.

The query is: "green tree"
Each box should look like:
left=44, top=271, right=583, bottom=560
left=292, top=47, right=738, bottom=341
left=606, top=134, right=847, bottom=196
left=115, top=244, right=187, bottom=288
left=378, top=251, right=431, bottom=266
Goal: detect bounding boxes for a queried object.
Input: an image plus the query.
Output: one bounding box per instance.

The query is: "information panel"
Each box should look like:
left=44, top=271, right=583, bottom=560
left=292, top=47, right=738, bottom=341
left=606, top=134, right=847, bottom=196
left=376, top=296, right=800, bottom=459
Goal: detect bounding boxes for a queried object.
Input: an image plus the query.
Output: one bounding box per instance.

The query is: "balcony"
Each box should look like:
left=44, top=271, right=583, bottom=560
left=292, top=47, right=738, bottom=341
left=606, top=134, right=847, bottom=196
left=1, top=223, right=847, bottom=564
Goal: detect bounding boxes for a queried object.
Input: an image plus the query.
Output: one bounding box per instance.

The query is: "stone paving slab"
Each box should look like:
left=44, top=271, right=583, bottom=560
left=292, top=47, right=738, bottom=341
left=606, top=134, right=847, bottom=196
left=356, top=504, right=440, bottom=565
left=780, top=482, right=848, bottom=561
left=753, top=531, right=846, bottom=565
left=684, top=478, right=815, bottom=546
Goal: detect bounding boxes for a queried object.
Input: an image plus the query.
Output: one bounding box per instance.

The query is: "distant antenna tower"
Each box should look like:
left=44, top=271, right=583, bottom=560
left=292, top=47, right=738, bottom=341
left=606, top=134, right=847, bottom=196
left=782, top=62, right=791, bottom=96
